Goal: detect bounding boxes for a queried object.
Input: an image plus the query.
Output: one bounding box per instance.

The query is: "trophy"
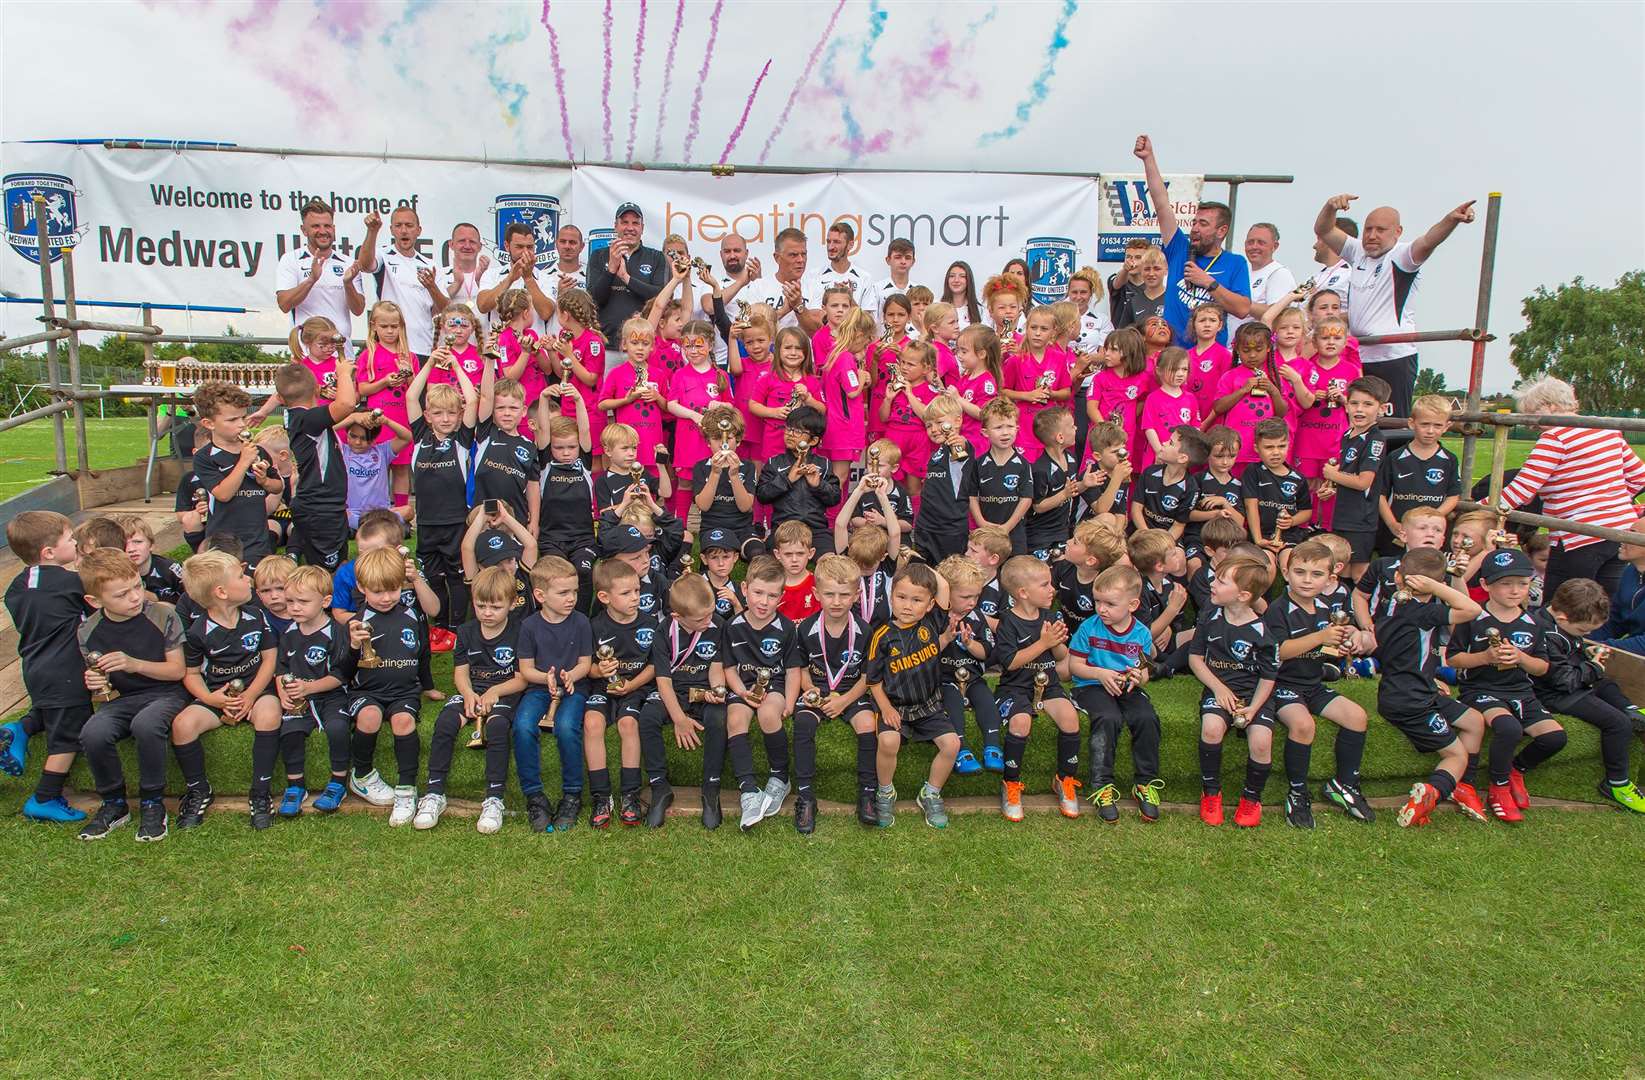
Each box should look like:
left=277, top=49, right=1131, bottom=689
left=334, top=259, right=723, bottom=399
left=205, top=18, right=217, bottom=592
left=1108, top=405, right=1125, bottom=425
left=354, top=622, right=381, bottom=668
left=222, top=678, right=247, bottom=725
left=466, top=697, right=491, bottom=749
left=1392, top=585, right=1413, bottom=604
left=82, top=651, right=119, bottom=704
left=669, top=251, right=689, bottom=273
left=1115, top=666, right=1138, bottom=694
left=1248, top=363, right=1269, bottom=397
left=679, top=553, right=695, bottom=576
left=370, top=408, right=385, bottom=426
left=691, top=257, right=711, bottom=273
left=1490, top=520, right=1516, bottom=548
left=796, top=438, right=810, bottom=458
left=1037, top=371, right=1057, bottom=391
left=1048, top=543, right=1066, bottom=561
left=628, top=462, right=646, bottom=488
left=1322, top=378, right=1348, bottom=414
left=688, top=686, right=727, bottom=704
left=597, top=643, right=623, bottom=695
left=731, top=300, right=752, bottom=330
left=867, top=444, right=882, bottom=472
left=751, top=667, right=771, bottom=704
left=1031, top=670, right=1049, bottom=714
left=718, top=416, right=734, bottom=451
left=1444, top=548, right=1464, bottom=576
left=941, top=421, right=967, bottom=460
left=1272, top=517, right=1286, bottom=546
left=1586, top=644, right=1612, bottom=667
left=1321, top=610, right=1352, bottom=657
left=1231, top=696, right=1251, bottom=729
left=538, top=668, right=561, bottom=731
left=953, top=665, right=972, bottom=699
left=1485, top=627, right=1512, bottom=669
left=887, top=368, right=905, bottom=394
left=279, top=673, right=307, bottom=724
left=798, top=688, right=824, bottom=710
left=1114, top=447, right=1129, bottom=463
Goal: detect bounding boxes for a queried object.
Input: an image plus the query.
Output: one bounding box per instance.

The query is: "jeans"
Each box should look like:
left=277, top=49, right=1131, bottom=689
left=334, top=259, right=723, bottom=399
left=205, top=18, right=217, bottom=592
left=512, top=687, right=587, bottom=797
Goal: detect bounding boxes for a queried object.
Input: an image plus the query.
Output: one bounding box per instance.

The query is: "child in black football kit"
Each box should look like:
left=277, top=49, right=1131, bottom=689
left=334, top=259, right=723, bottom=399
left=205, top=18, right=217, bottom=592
left=1241, top=419, right=1313, bottom=565
left=639, top=575, right=730, bottom=830
left=274, top=565, right=356, bottom=816
left=419, top=567, right=529, bottom=834
left=595, top=422, right=672, bottom=519
left=1132, top=425, right=1206, bottom=542
left=118, top=515, right=185, bottom=605
left=1534, top=578, right=1645, bottom=812
left=936, top=556, right=1001, bottom=774
left=586, top=558, right=659, bottom=828
left=1025, top=407, right=1079, bottom=560
left=73, top=550, right=189, bottom=841
left=794, top=555, right=880, bottom=832
left=1370, top=547, right=1488, bottom=828
left=342, top=547, right=427, bottom=827
left=964, top=398, right=1033, bottom=554
left=756, top=406, right=842, bottom=556
left=692, top=405, right=764, bottom=560
left=1188, top=555, right=1281, bottom=828
left=275, top=358, right=359, bottom=569
left=1320, top=376, right=1389, bottom=576
left=170, top=549, right=283, bottom=830
left=1184, top=425, right=1244, bottom=571
left=406, top=361, right=479, bottom=629
left=472, top=370, right=539, bottom=531
left=2, top=511, right=91, bottom=823
left=532, top=402, right=598, bottom=611
left=722, top=557, right=804, bottom=832
left=1377, top=394, right=1461, bottom=547
left=1128, top=529, right=1192, bottom=672
left=1080, top=422, right=1133, bottom=526
left=1448, top=548, right=1565, bottom=823
left=865, top=562, right=959, bottom=829
left=993, top=555, right=1083, bottom=823
left=910, top=397, right=971, bottom=562
left=699, top=528, right=747, bottom=623
left=191, top=382, right=285, bottom=565
left=847, top=438, right=914, bottom=541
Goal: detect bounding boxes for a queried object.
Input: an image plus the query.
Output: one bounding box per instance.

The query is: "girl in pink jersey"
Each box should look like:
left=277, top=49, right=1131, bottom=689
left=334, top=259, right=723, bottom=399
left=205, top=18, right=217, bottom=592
left=290, top=316, right=342, bottom=403
left=1140, top=314, right=1174, bottom=373
left=666, top=320, right=731, bottom=516
left=358, top=300, right=419, bottom=506
left=1207, top=321, right=1289, bottom=472
left=548, top=288, right=607, bottom=466
left=811, top=283, right=856, bottom=367
left=1138, top=346, right=1202, bottom=472
left=1301, top=287, right=1363, bottom=369
left=879, top=340, right=942, bottom=498
left=749, top=327, right=823, bottom=461
left=730, top=312, right=774, bottom=467
left=922, top=301, right=961, bottom=383
left=598, top=318, right=670, bottom=468
left=819, top=308, right=873, bottom=499
left=952, top=323, right=1003, bottom=456
left=1087, top=326, right=1155, bottom=467
left=1185, top=304, right=1231, bottom=420
left=1001, top=305, right=1069, bottom=462
left=1269, top=306, right=1312, bottom=444
left=985, top=275, right=1025, bottom=362
left=494, top=290, right=551, bottom=432
left=866, top=294, right=915, bottom=440
left=1293, top=314, right=1360, bottom=489
left=426, top=303, right=489, bottom=392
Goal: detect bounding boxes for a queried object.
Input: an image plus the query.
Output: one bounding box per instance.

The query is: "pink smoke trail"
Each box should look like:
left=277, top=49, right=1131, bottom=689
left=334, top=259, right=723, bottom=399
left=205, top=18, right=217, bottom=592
left=600, top=0, right=615, bottom=159
left=540, top=0, right=576, bottom=159
left=680, top=0, right=725, bottom=163
left=759, top=0, right=846, bottom=164
left=652, top=0, right=686, bottom=160
left=718, top=60, right=771, bottom=165
left=624, top=0, right=648, bottom=162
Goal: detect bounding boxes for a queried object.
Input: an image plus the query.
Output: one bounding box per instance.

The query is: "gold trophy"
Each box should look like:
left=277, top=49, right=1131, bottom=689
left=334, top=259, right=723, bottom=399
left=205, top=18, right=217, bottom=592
left=718, top=416, right=735, bottom=451
left=799, top=688, right=824, bottom=710
left=942, top=421, right=967, bottom=460
left=1321, top=610, right=1352, bottom=657
left=1231, top=695, right=1251, bottom=729
left=1586, top=644, right=1612, bottom=667
left=1485, top=627, right=1511, bottom=669
left=628, top=462, right=646, bottom=488
left=731, top=300, right=752, bottom=330
left=1248, top=363, right=1269, bottom=397
left=751, top=668, right=771, bottom=704
left=796, top=438, right=810, bottom=458
left=679, top=553, right=695, bottom=576
left=1490, top=521, right=1516, bottom=548
left=1031, top=670, right=1049, bottom=715
left=1392, top=584, right=1413, bottom=604
left=82, top=651, right=119, bottom=704
left=1114, top=446, right=1129, bottom=463
left=222, top=678, right=247, bottom=725
left=354, top=622, right=381, bottom=668
left=953, top=665, right=972, bottom=700
left=691, top=256, right=711, bottom=273
left=538, top=668, right=561, bottom=731
left=879, top=325, right=899, bottom=347
left=1271, top=516, right=1285, bottom=547
left=279, top=673, right=305, bottom=723
left=597, top=644, right=623, bottom=695
left=1038, top=371, right=1057, bottom=391
left=466, top=697, right=491, bottom=750
left=688, top=686, right=727, bottom=704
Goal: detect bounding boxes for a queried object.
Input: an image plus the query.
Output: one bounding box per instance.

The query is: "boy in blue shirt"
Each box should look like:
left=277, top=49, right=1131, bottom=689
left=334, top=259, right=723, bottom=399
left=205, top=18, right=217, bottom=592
left=1068, top=565, right=1163, bottom=823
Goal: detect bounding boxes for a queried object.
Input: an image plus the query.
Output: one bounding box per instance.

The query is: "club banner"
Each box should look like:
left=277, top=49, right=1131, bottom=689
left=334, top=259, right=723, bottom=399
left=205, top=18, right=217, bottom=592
left=1095, top=172, right=1205, bottom=262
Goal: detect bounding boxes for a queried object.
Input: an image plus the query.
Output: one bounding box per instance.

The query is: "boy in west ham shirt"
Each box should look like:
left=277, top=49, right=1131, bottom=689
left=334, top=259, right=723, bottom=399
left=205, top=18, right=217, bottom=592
left=911, top=397, right=971, bottom=563
left=964, top=398, right=1033, bottom=555
left=587, top=558, right=659, bottom=828
left=191, top=382, right=285, bottom=565
left=795, top=556, right=879, bottom=832
left=1132, top=425, right=1205, bottom=542
left=1241, top=419, right=1313, bottom=562
left=638, top=575, right=730, bottom=830
left=1321, top=376, right=1389, bottom=577
left=721, top=557, right=804, bottom=832
left=1377, top=394, right=1461, bottom=542
left=276, top=359, right=359, bottom=570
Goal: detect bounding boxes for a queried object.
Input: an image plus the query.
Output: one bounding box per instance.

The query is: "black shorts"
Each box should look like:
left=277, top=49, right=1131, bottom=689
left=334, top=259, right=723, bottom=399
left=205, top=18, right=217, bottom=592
left=344, top=692, right=422, bottom=724
left=797, top=694, right=873, bottom=724
left=1199, top=694, right=1276, bottom=731
left=1337, top=529, right=1377, bottom=564
left=584, top=687, right=654, bottom=724
left=911, top=526, right=966, bottom=565
left=291, top=512, right=348, bottom=570
left=1273, top=684, right=1342, bottom=718
left=39, top=704, right=93, bottom=755
left=185, top=693, right=280, bottom=728
left=1461, top=690, right=1553, bottom=727
left=996, top=679, right=1070, bottom=721
left=880, top=709, right=959, bottom=742
left=1382, top=696, right=1472, bottom=754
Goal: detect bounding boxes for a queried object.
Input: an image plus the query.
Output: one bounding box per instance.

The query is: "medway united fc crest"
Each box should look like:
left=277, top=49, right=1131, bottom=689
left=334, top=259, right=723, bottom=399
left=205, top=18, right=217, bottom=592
left=492, top=194, right=561, bottom=271
left=4, top=173, right=88, bottom=265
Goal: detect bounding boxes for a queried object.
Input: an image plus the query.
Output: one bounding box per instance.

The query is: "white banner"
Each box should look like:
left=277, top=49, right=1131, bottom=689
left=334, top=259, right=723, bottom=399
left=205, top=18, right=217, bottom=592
left=0, top=143, right=571, bottom=342
left=1095, top=172, right=1205, bottom=261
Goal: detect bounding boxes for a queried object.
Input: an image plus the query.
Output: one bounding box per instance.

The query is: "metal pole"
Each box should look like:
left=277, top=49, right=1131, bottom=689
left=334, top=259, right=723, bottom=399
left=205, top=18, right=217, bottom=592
left=142, top=303, right=158, bottom=502
left=39, top=317, right=164, bottom=335
left=1487, top=410, right=1511, bottom=508
left=1458, top=193, right=1502, bottom=491
left=0, top=399, right=76, bottom=436
left=60, top=248, right=90, bottom=476
left=0, top=328, right=72, bottom=352
left=31, top=196, right=67, bottom=475
left=1224, top=180, right=1241, bottom=253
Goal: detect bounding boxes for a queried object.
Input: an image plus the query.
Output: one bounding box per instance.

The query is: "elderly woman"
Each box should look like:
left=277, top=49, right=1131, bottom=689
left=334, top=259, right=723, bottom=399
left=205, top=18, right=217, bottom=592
left=1498, top=376, right=1645, bottom=597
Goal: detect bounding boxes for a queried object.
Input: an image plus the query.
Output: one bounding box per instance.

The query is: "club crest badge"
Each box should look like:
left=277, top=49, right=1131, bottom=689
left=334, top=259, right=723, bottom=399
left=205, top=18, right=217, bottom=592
left=4, top=173, right=87, bottom=265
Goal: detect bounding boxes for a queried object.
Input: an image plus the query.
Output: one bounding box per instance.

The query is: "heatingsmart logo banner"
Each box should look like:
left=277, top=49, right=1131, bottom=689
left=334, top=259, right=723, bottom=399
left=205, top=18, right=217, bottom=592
left=4, top=172, right=87, bottom=265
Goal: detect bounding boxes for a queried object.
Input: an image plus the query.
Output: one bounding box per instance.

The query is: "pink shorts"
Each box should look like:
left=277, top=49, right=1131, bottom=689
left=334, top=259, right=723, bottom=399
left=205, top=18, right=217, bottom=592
left=885, top=426, right=930, bottom=483
left=1296, top=456, right=1328, bottom=480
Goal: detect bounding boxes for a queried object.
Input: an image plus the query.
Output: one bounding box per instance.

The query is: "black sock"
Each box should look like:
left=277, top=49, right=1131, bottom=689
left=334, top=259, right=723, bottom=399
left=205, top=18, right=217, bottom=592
left=762, top=729, right=789, bottom=784
left=1429, top=768, right=1458, bottom=801
left=589, top=767, right=612, bottom=796
left=250, top=729, right=279, bottom=797
left=727, top=732, right=756, bottom=792
left=1055, top=729, right=1080, bottom=779
left=33, top=768, right=67, bottom=802
left=393, top=733, right=420, bottom=788
left=173, top=740, right=208, bottom=790
left=1284, top=738, right=1311, bottom=794
left=855, top=730, right=877, bottom=793
left=484, top=722, right=510, bottom=798
left=1334, top=728, right=1366, bottom=787
left=1242, top=759, right=1272, bottom=802
left=619, top=766, right=640, bottom=795
left=1463, top=751, right=1480, bottom=788
left=1488, top=715, right=1524, bottom=785
left=351, top=728, right=379, bottom=776
left=1198, top=739, right=1223, bottom=795
left=22, top=712, right=44, bottom=737
left=1003, top=732, right=1029, bottom=783
left=1513, top=728, right=1567, bottom=773
left=280, top=730, right=307, bottom=783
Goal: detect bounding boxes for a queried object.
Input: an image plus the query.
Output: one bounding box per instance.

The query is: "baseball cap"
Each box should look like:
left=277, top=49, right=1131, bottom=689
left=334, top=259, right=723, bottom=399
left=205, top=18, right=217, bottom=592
left=614, top=202, right=644, bottom=223
left=1480, top=547, right=1533, bottom=583
left=602, top=524, right=652, bottom=555
left=701, top=528, right=737, bottom=554
left=475, top=529, right=525, bottom=567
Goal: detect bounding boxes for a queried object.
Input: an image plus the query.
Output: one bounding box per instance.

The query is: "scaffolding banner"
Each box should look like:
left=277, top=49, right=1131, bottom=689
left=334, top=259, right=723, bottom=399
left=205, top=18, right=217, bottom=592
left=1095, top=173, right=1205, bottom=261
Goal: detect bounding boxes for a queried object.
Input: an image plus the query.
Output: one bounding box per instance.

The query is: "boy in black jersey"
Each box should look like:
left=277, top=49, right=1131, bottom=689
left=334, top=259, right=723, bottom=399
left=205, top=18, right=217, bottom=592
left=171, top=550, right=283, bottom=830
left=692, top=405, right=764, bottom=560
left=275, top=565, right=356, bottom=816
left=275, top=360, right=359, bottom=569
left=1025, top=408, right=1079, bottom=560
left=1352, top=506, right=1448, bottom=636
left=1536, top=579, right=1645, bottom=812
left=911, top=396, right=971, bottom=563
left=1133, top=425, right=1206, bottom=542
left=191, top=382, right=285, bottom=565
left=722, top=556, right=804, bottom=832
left=1241, top=419, right=1313, bottom=570
left=1128, top=529, right=1192, bottom=666
left=1186, top=517, right=1247, bottom=616
left=845, top=438, right=913, bottom=541
left=937, top=556, right=1000, bottom=774
left=837, top=520, right=897, bottom=628
left=1449, top=548, right=1565, bottom=823
left=1052, top=518, right=1122, bottom=635
left=639, top=575, right=729, bottom=830
left=514, top=557, right=594, bottom=832
left=700, top=529, right=747, bottom=624
left=602, top=520, right=674, bottom=623
left=405, top=365, right=479, bottom=630
left=1188, top=555, right=1281, bottom=828
left=865, top=562, right=959, bottom=829
left=342, top=547, right=427, bottom=828
left=417, top=567, right=528, bottom=834
left=963, top=398, right=1033, bottom=554
left=792, top=556, right=879, bottom=832
left=1377, top=394, right=1461, bottom=549
left=994, top=555, right=1083, bottom=823
left=1320, top=377, right=1389, bottom=577
left=74, top=551, right=188, bottom=842
left=253, top=556, right=296, bottom=638
left=1263, top=539, right=1374, bottom=828
left=1081, top=422, right=1133, bottom=528
left=1184, top=426, right=1245, bottom=573
left=586, top=558, right=659, bottom=828
left=176, top=469, right=208, bottom=553
left=756, top=406, right=842, bottom=556
left=461, top=506, right=539, bottom=626
left=966, top=524, right=1014, bottom=627
left=596, top=422, right=674, bottom=521
left=473, top=371, right=539, bottom=532
left=1371, top=547, right=1487, bottom=827
left=118, top=516, right=185, bottom=605
left=533, top=407, right=599, bottom=613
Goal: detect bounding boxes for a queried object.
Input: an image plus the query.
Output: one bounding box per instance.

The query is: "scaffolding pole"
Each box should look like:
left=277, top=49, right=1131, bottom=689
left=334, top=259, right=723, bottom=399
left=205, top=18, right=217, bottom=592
left=1459, top=193, right=1503, bottom=491
left=31, top=197, right=67, bottom=475
left=60, top=248, right=91, bottom=475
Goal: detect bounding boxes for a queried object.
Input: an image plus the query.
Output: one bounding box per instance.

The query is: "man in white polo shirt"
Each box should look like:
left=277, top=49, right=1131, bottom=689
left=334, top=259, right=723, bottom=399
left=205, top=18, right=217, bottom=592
left=803, top=221, right=877, bottom=313
left=1309, top=217, right=1356, bottom=301
left=551, top=224, right=587, bottom=296
left=741, top=227, right=822, bottom=334
left=275, top=199, right=366, bottom=354
left=438, top=222, right=495, bottom=313
left=1235, top=222, right=1297, bottom=329
left=355, top=206, right=441, bottom=356
left=479, top=221, right=557, bottom=338
left=1315, top=193, right=1476, bottom=419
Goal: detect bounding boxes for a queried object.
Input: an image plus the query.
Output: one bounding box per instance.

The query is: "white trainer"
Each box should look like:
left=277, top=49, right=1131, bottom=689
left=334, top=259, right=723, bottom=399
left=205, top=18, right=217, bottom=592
left=477, top=796, right=505, bottom=834
left=412, top=792, right=446, bottom=830
left=348, top=769, right=395, bottom=807
left=388, top=785, right=417, bottom=827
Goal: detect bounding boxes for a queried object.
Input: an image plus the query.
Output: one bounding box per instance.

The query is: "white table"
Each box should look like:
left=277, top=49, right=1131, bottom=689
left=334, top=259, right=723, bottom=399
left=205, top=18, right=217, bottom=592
left=108, top=384, right=278, bottom=502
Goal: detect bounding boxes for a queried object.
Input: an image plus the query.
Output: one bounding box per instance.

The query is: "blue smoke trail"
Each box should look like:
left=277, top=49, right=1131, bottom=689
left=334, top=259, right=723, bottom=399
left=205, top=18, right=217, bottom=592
left=857, top=0, right=886, bottom=71
left=485, top=28, right=531, bottom=123
left=978, top=0, right=1073, bottom=145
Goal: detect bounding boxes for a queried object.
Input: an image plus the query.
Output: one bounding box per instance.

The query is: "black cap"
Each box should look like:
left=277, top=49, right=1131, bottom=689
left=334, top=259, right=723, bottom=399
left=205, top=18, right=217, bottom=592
left=614, top=202, right=643, bottom=223
left=476, top=529, right=524, bottom=567
left=1480, top=547, right=1534, bottom=583
left=603, top=524, right=652, bottom=555
left=701, top=528, right=736, bottom=554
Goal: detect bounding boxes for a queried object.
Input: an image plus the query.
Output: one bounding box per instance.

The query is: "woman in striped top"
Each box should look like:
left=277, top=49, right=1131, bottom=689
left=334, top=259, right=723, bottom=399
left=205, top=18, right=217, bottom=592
left=1499, top=377, right=1645, bottom=597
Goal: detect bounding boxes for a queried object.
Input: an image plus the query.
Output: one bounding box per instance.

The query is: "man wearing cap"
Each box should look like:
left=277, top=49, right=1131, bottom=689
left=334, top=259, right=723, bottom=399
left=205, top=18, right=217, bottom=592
left=588, top=202, right=668, bottom=343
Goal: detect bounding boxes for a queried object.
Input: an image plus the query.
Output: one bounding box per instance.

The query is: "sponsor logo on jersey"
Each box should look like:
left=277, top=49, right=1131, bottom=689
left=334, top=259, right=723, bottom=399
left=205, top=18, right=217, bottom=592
left=240, top=631, right=262, bottom=651
left=1425, top=467, right=1445, bottom=486
left=400, top=628, right=418, bottom=650
left=493, top=646, right=515, bottom=665
left=304, top=644, right=329, bottom=666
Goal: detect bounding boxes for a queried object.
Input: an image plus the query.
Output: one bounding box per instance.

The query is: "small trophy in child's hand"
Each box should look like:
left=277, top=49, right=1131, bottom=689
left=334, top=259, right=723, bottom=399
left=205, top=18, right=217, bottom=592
left=279, top=673, right=305, bottom=723
left=354, top=621, right=380, bottom=668
left=1485, top=627, right=1512, bottom=669
left=798, top=688, right=823, bottom=710
left=942, top=421, right=967, bottom=460
left=1032, top=670, right=1049, bottom=715
left=1231, top=695, right=1251, bottom=729
left=1321, top=610, right=1352, bottom=657
left=718, top=416, right=734, bottom=451
left=953, top=665, right=972, bottom=700
left=1586, top=643, right=1612, bottom=668
left=222, top=678, right=247, bottom=725
left=467, top=696, right=491, bottom=749
left=597, top=644, right=623, bottom=695
left=82, top=651, right=119, bottom=704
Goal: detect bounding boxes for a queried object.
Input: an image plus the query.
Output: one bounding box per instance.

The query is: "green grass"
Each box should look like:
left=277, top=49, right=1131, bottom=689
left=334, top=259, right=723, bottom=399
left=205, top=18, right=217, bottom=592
left=1, top=810, right=1640, bottom=1077
left=0, top=415, right=153, bottom=494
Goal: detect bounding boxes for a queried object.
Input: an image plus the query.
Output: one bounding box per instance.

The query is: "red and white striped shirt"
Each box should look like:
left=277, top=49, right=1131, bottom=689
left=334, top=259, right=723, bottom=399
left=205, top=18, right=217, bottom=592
left=1500, top=427, right=1645, bottom=549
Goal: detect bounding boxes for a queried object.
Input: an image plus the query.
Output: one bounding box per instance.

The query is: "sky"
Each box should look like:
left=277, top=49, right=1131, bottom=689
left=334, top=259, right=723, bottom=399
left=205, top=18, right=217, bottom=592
left=3, top=0, right=1642, bottom=391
